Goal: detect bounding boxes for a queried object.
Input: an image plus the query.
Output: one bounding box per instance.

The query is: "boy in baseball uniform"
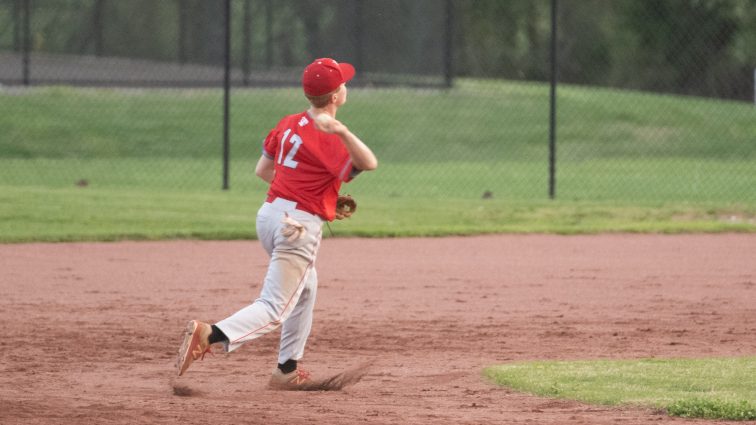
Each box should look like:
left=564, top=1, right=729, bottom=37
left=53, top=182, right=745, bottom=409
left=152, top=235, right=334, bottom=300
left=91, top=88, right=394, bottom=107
left=177, top=58, right=378, bottom=390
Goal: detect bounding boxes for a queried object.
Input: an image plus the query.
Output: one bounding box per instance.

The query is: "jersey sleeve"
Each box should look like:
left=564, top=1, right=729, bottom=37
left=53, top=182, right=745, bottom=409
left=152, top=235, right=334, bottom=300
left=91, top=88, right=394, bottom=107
left=318, top=134, right=354, bottom=182
left=262, top=129, right=278, bottom=160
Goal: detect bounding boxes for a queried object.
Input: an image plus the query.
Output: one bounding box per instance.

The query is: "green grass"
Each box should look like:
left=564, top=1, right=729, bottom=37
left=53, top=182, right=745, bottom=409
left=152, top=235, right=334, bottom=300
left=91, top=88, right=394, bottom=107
left=484, top=357, right=756, bottom=420
left=1, top=183, right=753, bottom=242
left=2, top=158, right=754, bottom=202
left=0, top=185, right=258, bottom=242
left=3, top=81, right=754, bottom=162
left=1, top=80, right=755, bottom=241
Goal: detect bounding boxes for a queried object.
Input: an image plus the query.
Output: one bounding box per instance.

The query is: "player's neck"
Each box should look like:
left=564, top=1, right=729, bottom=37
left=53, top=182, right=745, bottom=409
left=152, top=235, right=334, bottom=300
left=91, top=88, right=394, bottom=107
left=308, top=104, right=338, bottom=119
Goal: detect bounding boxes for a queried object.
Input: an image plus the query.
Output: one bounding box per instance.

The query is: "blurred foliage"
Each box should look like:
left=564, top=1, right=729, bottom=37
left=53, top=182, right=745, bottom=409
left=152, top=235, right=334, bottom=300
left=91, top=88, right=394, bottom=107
left=455, top=0, right=756, bottom=100
left=1, top=0, right=754, bottom=99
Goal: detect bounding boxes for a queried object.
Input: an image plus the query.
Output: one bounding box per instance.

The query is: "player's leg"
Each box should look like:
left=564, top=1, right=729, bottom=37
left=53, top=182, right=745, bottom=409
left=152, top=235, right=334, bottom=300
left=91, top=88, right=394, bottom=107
left=214, top=205, right=321, bottom=352
left=215, top=250, right=313, bottom=351
left=277, top=266, right=318, bottom=365
left=177, top=206, right=306, bottom=375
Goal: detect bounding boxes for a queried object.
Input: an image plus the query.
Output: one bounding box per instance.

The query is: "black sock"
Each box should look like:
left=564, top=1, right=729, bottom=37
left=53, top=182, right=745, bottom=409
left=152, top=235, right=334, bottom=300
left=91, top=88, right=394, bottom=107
left=278, top=359, right=297, bottom=374
left=208, top=325, right=228, bottom=344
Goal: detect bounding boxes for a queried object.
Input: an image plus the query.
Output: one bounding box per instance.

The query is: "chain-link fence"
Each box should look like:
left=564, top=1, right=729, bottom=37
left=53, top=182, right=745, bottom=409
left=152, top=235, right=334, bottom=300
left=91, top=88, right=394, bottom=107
left=1, top=0, right=754, bottom=204
left=0, top=0, right=450, bottom=87
left=553, top=0, right=756, bottom=203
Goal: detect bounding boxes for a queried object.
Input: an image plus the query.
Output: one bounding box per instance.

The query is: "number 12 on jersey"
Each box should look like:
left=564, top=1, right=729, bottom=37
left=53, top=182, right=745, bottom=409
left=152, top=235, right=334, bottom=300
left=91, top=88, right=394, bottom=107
left=278, top=129, right=302, bottom=169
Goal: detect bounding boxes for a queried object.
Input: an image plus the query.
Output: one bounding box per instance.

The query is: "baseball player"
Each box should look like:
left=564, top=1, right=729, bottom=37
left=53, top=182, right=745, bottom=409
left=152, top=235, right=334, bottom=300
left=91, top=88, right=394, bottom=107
left=177, top=58, right=377, bottom=390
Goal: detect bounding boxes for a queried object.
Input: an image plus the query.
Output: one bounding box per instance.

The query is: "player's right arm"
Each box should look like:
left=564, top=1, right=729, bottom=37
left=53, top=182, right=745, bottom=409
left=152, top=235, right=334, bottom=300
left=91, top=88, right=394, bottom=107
left=257, top=128, right=280, bottom=184
left=255, top=154, right=275, bottom=183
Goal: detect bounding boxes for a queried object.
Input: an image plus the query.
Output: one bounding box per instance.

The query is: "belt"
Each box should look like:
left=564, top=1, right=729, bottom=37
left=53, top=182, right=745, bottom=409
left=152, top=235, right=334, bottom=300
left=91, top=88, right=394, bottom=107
left=266, top=195, right=318, bottom=216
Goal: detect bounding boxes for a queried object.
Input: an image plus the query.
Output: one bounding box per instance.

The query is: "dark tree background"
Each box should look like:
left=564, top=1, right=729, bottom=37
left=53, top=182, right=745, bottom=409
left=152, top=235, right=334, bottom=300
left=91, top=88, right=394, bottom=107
left=1, top=0, right=754, bottom=99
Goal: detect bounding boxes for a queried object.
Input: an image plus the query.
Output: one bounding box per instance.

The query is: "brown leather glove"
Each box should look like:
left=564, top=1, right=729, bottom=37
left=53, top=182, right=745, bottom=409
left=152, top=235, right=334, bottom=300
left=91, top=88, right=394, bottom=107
left=335, top=195, right=357, bottom=220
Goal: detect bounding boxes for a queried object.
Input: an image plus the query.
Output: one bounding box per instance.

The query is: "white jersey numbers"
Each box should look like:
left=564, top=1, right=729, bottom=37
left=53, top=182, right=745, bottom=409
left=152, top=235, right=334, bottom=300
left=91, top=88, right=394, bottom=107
left=278, top=128, right=302, bottom=169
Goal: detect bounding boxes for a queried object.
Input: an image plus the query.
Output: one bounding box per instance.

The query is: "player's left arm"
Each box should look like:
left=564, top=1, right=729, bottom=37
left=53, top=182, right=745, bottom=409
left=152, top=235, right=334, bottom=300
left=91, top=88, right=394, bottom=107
left=315, top=116, right=377, bottom=171
left=337, top=127, right=378, bottom=172
left=255, top=155, right=275, bottom=183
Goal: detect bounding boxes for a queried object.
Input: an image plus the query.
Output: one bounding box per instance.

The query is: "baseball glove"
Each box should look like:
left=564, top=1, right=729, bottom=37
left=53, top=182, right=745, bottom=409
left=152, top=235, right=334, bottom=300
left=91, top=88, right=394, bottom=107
left=335, top=195, right=357, bottom=220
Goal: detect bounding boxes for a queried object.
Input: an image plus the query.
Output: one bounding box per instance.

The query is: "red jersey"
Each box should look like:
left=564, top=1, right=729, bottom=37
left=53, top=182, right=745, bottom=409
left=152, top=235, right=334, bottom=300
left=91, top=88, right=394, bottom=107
left=262, top=111, right=354, bottom=221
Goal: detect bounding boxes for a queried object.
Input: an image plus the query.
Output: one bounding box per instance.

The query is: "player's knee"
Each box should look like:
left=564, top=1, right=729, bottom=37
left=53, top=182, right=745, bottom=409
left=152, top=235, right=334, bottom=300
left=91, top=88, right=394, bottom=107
left=256, top=298, right=287, bottom=320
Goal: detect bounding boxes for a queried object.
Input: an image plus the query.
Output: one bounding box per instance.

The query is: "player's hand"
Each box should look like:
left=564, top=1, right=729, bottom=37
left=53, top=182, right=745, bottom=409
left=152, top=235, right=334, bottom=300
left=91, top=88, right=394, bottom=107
left=314, top=114, right=347, bottom=135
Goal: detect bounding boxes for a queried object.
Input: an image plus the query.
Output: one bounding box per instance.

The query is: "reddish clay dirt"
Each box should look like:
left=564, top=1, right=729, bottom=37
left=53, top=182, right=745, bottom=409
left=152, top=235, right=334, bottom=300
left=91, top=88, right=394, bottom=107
left=1, top=234, right=755, bottom=425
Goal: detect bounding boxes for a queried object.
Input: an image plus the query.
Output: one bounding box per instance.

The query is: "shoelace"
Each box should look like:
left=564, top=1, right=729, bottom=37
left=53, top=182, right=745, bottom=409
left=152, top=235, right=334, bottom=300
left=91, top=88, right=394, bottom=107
left=293, top=368, right=311, bottom=384
left=192, top=345, right=213, bottom=361
left=200, top=346, right=213, bottom=360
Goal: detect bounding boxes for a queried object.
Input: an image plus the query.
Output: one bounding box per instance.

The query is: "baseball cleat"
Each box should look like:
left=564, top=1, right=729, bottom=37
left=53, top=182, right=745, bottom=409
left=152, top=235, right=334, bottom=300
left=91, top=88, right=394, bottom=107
left=268, top=367, right=315, bottom=391
left=176, top=320, right=212, bottom=377
left=267, top=366, right=363, bottom=391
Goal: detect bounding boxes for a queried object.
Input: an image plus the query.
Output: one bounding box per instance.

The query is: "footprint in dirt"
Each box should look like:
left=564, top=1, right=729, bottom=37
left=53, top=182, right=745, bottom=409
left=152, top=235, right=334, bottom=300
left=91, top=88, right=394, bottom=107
left=172, top=384, right=197, bottom=397
left=273, top=361, right=373, bottom=391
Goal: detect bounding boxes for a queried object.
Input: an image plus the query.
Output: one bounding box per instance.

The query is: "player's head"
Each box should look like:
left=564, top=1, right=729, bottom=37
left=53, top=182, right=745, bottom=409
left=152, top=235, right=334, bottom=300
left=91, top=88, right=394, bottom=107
left=302, top=58, right=355, bottom=108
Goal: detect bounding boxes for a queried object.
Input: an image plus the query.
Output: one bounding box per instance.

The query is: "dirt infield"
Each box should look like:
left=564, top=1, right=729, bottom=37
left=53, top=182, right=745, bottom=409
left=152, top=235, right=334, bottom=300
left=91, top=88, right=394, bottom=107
left=1, top=234, right=755, bottom=424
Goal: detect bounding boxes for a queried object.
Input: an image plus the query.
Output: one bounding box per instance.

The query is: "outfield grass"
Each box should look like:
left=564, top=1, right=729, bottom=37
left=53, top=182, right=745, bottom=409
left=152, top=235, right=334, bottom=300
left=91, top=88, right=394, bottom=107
left=3, top=81, right=754, bottom=162
left=484, top=357, right=756, bottom=420
left=1, top=182, right=753, bottom=242
left=1, top=81, right=755, bottom=241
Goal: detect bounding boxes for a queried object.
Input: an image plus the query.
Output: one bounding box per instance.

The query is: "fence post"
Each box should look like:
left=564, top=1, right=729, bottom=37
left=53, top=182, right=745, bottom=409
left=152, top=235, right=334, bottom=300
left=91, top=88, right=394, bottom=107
left=444, top=0, right=454, bottom=88
left=548, top=0, right=558, bottom=199
left=242, top=0, right=251, bottom=86
left=22, top=0, right=30, bottom=85
left=177, top=0, right=186, bottom=64
left=265, top=0, right=273, bottom=69
left=222, top=0, right=231, bottom=190
left=93, top=0, right=104, bottom=57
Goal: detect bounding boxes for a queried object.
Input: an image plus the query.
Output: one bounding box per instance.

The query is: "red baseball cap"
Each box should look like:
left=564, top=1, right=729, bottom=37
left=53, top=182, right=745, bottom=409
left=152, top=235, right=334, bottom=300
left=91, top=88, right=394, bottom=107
left=302, top=58, right=355, bottom=96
